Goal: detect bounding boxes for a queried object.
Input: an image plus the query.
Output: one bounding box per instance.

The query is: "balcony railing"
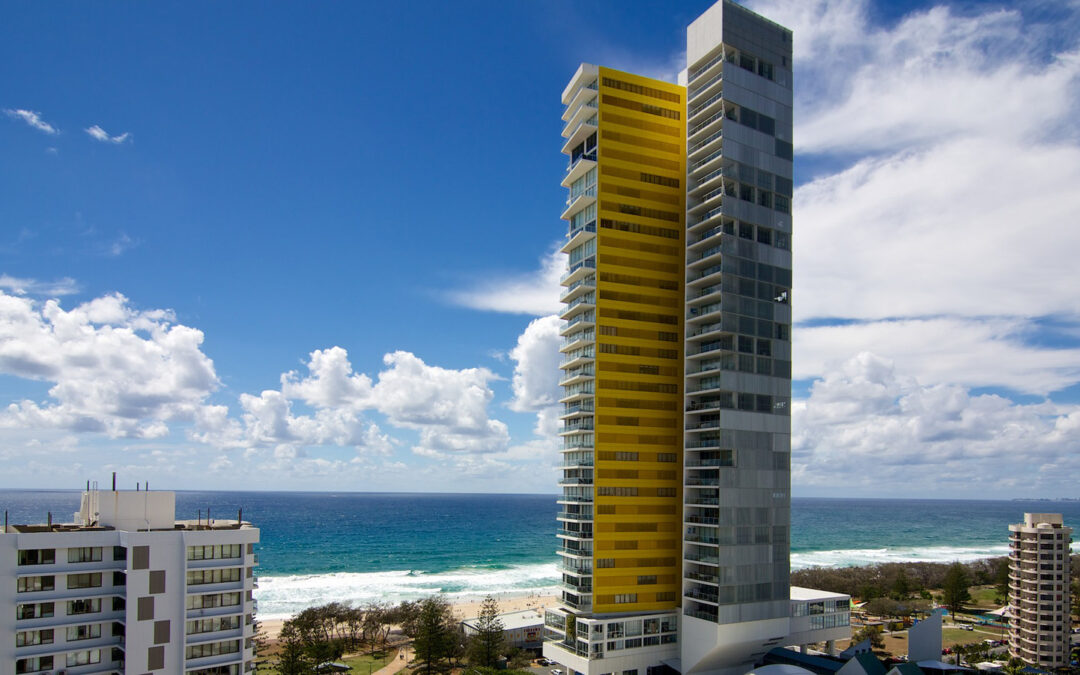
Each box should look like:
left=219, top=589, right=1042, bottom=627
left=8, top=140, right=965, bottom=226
left=566, top=151, right=597, bottom=173
left=561, top=257, right=596, bottom=283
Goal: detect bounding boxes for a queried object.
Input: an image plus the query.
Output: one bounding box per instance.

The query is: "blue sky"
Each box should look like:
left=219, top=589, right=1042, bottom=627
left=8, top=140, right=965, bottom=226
left=2, top=0, right=1079, bottom=497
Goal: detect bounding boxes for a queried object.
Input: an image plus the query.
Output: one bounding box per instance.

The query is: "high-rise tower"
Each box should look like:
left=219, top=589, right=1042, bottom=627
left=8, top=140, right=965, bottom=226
left=548, top=64, right=687, bottom=674
left=1008, top=513, right=1073, bottom=670
left=545, top=3, right=792, bottom=675
left=679, top=3, right=793, bottom=673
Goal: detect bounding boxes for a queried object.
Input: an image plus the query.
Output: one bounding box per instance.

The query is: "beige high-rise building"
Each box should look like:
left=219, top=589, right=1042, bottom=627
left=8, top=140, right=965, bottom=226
left=1007, top=513, right=1072, bottom=670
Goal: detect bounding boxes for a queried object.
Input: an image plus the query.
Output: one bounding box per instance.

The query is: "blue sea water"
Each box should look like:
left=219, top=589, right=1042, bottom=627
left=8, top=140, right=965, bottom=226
left=2, top=491, right=1078, bottom=618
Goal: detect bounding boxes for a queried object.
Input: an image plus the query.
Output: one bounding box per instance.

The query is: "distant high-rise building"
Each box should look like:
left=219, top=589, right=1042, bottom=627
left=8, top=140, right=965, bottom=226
left=1008, top=513, right=1072, bottom=670
left=1, top=486, right=259, bottom=675
left=544, top=2, right=793, bottom=675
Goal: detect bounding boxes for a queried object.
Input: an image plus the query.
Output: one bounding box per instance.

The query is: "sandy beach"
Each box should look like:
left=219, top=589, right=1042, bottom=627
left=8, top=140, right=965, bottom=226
left=259, top=591, right=559, bottom=642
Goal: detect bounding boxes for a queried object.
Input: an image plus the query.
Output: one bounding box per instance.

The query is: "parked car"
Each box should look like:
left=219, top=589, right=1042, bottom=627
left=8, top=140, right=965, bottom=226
left=552, top=669, right=564, bottom=675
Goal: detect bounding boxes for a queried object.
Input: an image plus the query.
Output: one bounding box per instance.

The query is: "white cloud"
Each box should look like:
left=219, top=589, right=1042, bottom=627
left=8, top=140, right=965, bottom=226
left=217, top=347, right=508, bottom=458
left=0, top=291, right=219, bottom=438
left=508, top=315, right=562, bottom=411
left=4, top=109, right=59, bottom=134
left=446, top=246, right=563, bottom=316
left=794, top=138, right=1080, bottom=322
left=372, top=351, right=509, bottom=455
left=0, top=275, right=79, bottom=296
left=796, top=317, right=1080, bottom=395
left=85, top=124, right=131, bottom=144
left=793, top=352, right=1080, bottom=497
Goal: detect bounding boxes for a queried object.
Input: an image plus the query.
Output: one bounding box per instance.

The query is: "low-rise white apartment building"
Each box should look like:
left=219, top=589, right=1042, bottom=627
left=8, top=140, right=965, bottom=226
left=1, top=487, right=259, bottom=675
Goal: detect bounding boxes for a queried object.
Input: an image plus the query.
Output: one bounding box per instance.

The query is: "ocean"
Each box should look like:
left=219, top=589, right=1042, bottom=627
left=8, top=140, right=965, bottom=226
left=3, top=490, right=1078, bottom=619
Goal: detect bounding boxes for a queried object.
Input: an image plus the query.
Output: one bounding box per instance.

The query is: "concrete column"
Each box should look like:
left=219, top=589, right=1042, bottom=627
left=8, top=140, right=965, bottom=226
left=826, top=640, right=836, bottom=656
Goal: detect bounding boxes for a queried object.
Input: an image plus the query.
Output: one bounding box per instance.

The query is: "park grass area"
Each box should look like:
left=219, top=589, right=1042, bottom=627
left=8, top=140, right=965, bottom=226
left=258, top=648, right=394, bottom=674
left=966, top=585, right=1002, bottom=609
left=341, top=650, right=396, bottom=673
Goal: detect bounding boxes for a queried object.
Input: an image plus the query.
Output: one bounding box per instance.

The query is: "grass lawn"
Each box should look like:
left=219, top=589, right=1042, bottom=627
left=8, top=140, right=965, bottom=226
left=967, top=585, right=1002, bottom=609
left=342, top=650, right=395, bottom=674
left=258, top=648, right=394, bottom=674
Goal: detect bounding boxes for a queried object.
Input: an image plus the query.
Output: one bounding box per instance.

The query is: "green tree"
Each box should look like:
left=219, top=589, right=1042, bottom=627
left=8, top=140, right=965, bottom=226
left=412, top=595, right=457, bottom=674
left=1002, top=657, right=1026, bottom=675
left=890, top=569, right=912, bottom=600
left=276, top=621, right=316, bottom=675
left=851, top=625, right=884, bottom=650
left=994, top=559, right=1010, bottom=605
left=942, top=563, right=972, bottom=614
left=467, top=595, right=506, bottom=667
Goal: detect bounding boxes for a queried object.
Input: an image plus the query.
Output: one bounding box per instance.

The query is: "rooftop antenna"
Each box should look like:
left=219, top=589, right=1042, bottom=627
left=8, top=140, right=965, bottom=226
left=47, top=512, right=52, bottom=527
left=4, top=510, right=8, bottom=534
left=237, top=507, right=242, bottom=525
left=112, top=472, right=117, bottom=491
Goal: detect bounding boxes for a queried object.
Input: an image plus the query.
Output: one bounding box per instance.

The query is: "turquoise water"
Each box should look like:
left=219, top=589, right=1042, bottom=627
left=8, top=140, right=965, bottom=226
left=3, top=491, right=1077, bottom=618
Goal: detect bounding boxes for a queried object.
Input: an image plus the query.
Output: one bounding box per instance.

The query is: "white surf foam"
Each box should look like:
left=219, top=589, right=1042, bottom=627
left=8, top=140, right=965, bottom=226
left=791, top=544, right=1012, bottom=570
left=254, top=562, right=560, bottom=619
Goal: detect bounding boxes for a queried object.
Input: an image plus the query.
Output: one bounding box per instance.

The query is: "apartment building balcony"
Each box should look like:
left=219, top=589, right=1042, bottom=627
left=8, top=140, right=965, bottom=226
left=686, top=303, right=723, bottom=324
left=561, top=186, right=597, bottom=221
left=685, top=477, right=720, bottom=488
left=561, top=256, right=596, bottom=285
left=558, top=311, right=595, bottom=338
left=688, top=49, right=725, bottom=87
left=560, top=330, right=594, bottom=354
left=562, top=222, right=597, bottom=256
left=686, top=263, right=724, bottom=288
left=689, top=107, right=727, bottom=140
left=558, top=511, right=594, bottom=522
left=685, top=530, right=720, bottom=544
left=561, top=401, right=594, bottom=418
left=689, top=147, right=726, bottom=178
left=685, top=514, right=720, bottom=525
left=556, top=494, right=594, bottom=504
left=685, top=586, right=720, bottom=604
left=558, top=389, right=594, bottom=405
left=688, top=130, right=724, bottom=164
left=561, top=79, right=598, bottom=120
left=685, top=551, right=720, bottom=565
left=561, top=116, right=598, bottom=157
left=688, top=68, right=724, bottom=106
left=685, top=603, right=720, bottom=623
left=560, top=593, right=592, bottom=611
left=557, top=527, right=593, bottom=540
left=688, top=89, right=725, bottom=122
left=559, top=560, right=593, bottom=576
left=558, top=476, right=594, bottom=487
left=557, top=544, right=593, bottom=558
left=564, top=153, right=597, bottom=186
left=559, top=366, right=595, bottom=388
left=560, top=276, right=596, bottom=303
left=562, top=99, right=599, bottom=138
left=688, top=227, right=726, bottom=256
left=561, top=352, right=595, bottom=372
left=687, top=244, right=724, bottom=270
left=686, top=570, right=719, bottom=585
left=687, top=204, right=725, bottom=232
left=685, top=325, right=728, bottom=348
left=686, top=495, right=720, bottom=507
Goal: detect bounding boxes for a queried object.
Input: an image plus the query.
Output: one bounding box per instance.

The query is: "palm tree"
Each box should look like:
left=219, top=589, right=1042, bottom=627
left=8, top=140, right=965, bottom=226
left=1002, top=657, right=1026, bottom=675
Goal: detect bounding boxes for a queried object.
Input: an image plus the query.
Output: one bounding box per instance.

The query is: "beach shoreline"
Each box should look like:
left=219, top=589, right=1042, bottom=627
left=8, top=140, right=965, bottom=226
left=258, top=590, right=559, bottom=642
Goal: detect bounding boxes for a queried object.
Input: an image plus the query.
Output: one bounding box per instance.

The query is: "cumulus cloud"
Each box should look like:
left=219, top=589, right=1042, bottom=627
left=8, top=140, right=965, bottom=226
left=220, top=347, right=509, bottom=458
left=0, top=291, right=219, bottom=438
left=4, top=109, right=59, bottom=134
left=372, top=351, right=510, bottom=455
left=446, top=246, right=563, bottom=315
left=85, top=124, right=131, bottom=144
left=508, top=315, right=562, bottom=410
left=793, top=352, right=1080, bottom=497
